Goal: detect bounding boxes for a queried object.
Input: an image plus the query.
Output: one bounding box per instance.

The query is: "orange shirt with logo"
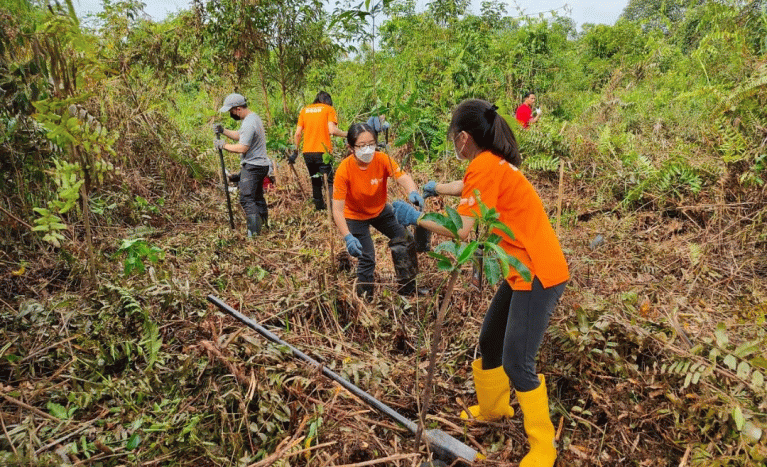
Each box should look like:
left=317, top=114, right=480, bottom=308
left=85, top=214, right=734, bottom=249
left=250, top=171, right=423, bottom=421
left=333, top=151, right=404, bottom=220
left=457, top=151, right=569, bottom=290
left=297, top=103, right=338, bottom=153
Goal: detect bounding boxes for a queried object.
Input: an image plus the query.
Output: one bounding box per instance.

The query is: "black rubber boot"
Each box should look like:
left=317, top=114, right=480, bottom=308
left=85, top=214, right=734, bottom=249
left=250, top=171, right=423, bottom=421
left=312, top=198, right=326, bottom=211
left=414, top=226, right=432, bottom=252
left=246, top=214, right=261, bottom=237
left=389, top=232, right=419, bottom=295
left=356, top=283, right=374, bottom=301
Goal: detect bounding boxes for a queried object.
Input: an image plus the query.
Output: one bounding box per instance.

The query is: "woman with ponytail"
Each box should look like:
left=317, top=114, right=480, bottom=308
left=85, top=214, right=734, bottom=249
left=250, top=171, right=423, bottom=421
left=391, top=99, right=569, bottom=467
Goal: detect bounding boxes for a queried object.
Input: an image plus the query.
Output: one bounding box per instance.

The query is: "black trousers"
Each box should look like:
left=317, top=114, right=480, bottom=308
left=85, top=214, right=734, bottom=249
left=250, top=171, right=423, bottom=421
left=346, top=204, right=408, bottom=288
left=303, top=152, right=334, bottom=207
left=479, top=278, right=566, bottom=392
left=238, top=163, right=269, bottom=218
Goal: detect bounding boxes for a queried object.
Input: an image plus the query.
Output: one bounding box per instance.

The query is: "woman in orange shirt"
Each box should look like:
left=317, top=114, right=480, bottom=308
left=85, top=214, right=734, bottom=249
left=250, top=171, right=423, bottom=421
left=333, top=123, right=425, bottom=298
left=392, top=99, right=568, bottom=467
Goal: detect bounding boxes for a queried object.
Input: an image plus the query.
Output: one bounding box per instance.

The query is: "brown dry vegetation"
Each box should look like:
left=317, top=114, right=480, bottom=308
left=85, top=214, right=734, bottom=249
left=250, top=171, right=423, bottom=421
left=2, top=130, right=766, bottom=466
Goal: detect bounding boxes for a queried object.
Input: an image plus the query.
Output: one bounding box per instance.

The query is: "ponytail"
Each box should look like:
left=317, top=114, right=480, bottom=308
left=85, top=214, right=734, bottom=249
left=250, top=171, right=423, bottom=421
left=449, top=99, right=522, bottom=166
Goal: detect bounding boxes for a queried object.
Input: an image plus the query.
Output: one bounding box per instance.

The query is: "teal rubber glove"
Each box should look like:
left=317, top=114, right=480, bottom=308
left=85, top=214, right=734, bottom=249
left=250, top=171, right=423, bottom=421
left=392, top=200, right=421, bottom=226
left=344, top=234, right=362, bottom=257
left=408, top=190, right=425, bottom=211
left=423, top=181, right=437, bottom=198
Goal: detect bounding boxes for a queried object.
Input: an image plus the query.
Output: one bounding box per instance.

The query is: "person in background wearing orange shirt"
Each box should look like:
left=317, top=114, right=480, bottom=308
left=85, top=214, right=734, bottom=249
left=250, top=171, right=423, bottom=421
left=292, top=91, right=347, bottom=211
left=515, top=91, right=541, bottom=129
left=333, top=123, right=425, bottom=299
left=392, top=99, right=568, bottom=467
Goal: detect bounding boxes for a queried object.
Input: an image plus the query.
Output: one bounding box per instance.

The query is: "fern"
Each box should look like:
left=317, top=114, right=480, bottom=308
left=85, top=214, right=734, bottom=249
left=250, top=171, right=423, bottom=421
left=523, top=154, right=560, bottom=173
left=717, top=117, right=751, bottom=163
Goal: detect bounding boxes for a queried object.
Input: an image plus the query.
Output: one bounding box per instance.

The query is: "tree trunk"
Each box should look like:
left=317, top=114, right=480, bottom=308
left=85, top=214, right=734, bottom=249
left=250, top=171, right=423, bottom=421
left=257, top=56, right=272, bottom=124
left=74, top=145, right=96, bottom=283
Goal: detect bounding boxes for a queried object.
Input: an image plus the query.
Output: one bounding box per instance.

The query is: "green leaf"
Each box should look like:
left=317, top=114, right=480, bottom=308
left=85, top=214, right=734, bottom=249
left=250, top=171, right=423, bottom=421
left=486, top=234, right=503, bottom=245
left=421, top=212, right=458, bottom=236
left=751, top=356, right=767, bottom=370
left=485, top=242, right=511, bottom=278
left=433, top=241, right=458, bottom=258
left=723, top=354, right=738, bottom=371
left=456, top=242, right=479, bottom=265
left=437, top=259, right=453, bottom=271
left=445, top=206, right=463, bottom=233
left=126, top=433, right=141, bottom=450
left=47, top=401, right=69, bottom=419
left=427, top=252, right=452, bottom=263
left=714, top=323, right=729, bottom=347
left=737, top=361, right=751, bottom=379
left=751, top=370, right=764, bottom=388
left=484, top=258, right=502, bottom=285
left=490, top=220, right=516, bottom=241
left=732, top=406, right=745, bottom=431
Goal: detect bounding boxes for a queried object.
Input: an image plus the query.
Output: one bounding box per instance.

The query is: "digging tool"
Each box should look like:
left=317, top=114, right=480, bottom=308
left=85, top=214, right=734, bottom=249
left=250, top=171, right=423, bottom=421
left=286, top=149, right=307, bottom=197
left=217, top=133, right=235, bottom=230
left=206, top=294, right=481, bottom=464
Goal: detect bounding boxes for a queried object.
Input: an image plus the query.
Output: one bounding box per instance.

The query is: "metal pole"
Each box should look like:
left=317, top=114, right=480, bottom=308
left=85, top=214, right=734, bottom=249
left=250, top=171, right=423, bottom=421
left=217, top=134, right=235, bottom=230
left=206, top=295, right=480, bottom=463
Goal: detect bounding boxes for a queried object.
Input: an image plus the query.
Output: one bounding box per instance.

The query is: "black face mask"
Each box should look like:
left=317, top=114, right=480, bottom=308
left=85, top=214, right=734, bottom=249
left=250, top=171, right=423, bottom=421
left=230, top=110, right=241, bottom=121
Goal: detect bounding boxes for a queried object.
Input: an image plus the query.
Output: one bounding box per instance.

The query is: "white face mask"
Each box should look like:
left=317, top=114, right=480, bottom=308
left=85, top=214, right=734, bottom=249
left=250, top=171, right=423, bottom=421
left=453, top=133, right=467, bottom=160
left=355, top=144, right=376, bottom=163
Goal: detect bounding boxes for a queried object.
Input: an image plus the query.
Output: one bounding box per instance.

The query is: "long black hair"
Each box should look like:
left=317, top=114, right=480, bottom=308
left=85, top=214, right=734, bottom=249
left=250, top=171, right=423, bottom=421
left=346, top=123, right=377, bottom=147
left=313, top=91, right=333, bottom=106
left=449, top=99, right=522, bottom=166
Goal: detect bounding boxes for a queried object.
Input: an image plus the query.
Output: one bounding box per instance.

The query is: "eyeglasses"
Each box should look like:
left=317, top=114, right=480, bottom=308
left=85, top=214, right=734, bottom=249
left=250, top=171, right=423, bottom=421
left=354, top=143, right=376, bottom=150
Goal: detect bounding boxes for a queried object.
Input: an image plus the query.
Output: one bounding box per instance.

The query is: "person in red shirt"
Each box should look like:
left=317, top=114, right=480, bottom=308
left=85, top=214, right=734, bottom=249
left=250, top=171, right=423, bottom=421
left=515, top=91, right=540, bottom=128
left=392, top=99, right=568, bottom=467
left=333, top=123, right=425, bottom=299
left=293, top=91, right=347, bottom=210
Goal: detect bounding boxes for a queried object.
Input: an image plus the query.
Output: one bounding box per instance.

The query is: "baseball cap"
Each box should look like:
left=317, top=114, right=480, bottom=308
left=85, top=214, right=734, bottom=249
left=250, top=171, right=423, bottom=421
left=219, top=93, right=247, bottom=112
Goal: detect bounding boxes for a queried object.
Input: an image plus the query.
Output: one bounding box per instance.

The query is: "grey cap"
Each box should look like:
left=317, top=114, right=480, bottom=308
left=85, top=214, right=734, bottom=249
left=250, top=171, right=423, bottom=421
left=219, top=93, right=247, bottom=112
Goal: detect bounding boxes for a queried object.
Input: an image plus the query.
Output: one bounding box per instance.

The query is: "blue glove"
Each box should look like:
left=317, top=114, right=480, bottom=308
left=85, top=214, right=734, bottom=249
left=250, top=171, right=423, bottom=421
left=423, top=181, right=437, bottom=199
left=214, top=139, right=226, bottom=151
left=408, top=190, right=425, bottom=211
left=392, top=200, right=421, bottom=226
left=344, top=234, right=363, bottom=257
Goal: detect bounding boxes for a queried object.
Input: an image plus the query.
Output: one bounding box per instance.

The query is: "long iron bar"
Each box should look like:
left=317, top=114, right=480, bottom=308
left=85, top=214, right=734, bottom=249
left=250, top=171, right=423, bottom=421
left=206, top=294, right=480, bottom=463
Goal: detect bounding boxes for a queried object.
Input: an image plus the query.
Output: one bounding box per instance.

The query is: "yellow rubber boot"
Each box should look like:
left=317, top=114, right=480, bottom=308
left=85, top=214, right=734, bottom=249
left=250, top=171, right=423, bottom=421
left=460, top=358, right=515, bottom=421
left=516, top=374, right=556, bottom=467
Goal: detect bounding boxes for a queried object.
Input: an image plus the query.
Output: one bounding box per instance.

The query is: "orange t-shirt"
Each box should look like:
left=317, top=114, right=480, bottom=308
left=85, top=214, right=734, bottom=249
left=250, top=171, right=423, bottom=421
left=457, top=151, right=569, bottom=290
left=333, top=151, right=404, bottom=220
left=297, top=103, right=338, bottom=153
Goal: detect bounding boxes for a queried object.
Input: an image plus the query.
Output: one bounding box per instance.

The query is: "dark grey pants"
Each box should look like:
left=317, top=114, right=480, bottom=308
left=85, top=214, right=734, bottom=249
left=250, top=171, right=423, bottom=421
left=346, top=203, right=408, bottom=288
left=479, top=277, right=566, bottom=392
left=303, top=152, right=334, bottom=208
left=239, top=163, right=269, bottom=219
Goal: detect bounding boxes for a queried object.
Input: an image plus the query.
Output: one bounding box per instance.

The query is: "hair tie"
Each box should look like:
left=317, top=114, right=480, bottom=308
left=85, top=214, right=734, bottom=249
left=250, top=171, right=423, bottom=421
left=485, top=104, right=499, bottom=122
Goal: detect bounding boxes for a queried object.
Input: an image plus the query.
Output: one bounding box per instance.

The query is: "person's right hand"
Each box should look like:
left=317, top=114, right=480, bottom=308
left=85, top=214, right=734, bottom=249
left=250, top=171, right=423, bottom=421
left=392, top=200, right=421, bottom=227
left=423, top=181, right=438, bottom=199
left=344, top=234, right=362, bottom=257
left=288, top=150, right=298, bottom=164
left=213, top=123, right=224, bottom=135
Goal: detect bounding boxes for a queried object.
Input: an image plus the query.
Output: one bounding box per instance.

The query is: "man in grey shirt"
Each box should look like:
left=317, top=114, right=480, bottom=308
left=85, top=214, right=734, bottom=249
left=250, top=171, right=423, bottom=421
left=215, top=93, right=270, bottom=237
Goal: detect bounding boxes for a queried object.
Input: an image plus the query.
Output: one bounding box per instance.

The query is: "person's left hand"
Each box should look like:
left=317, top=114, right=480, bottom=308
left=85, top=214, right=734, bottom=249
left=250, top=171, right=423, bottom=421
left=214, top=139, right=226, bottom=151
left=392, top=200, right=421, bottom=226
left=408, top=191, right=425, bottom=211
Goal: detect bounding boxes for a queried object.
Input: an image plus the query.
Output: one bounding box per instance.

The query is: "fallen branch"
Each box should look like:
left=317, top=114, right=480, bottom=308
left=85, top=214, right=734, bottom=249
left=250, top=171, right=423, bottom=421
left=333, top=453, right=420, bottom=467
